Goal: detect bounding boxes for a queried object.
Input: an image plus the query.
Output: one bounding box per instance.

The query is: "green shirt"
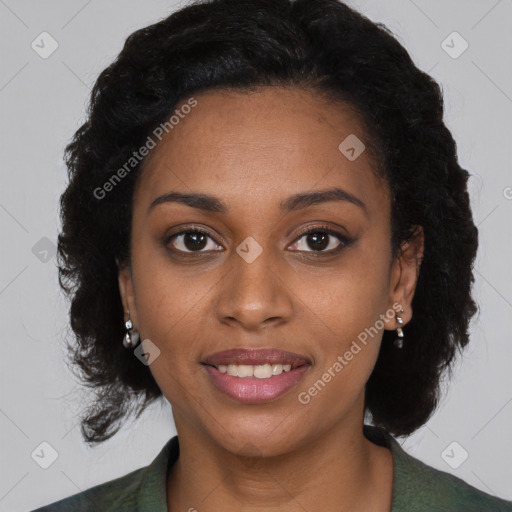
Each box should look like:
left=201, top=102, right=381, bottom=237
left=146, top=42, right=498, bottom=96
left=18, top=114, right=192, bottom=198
left=32, top=425, right=512, bottom=511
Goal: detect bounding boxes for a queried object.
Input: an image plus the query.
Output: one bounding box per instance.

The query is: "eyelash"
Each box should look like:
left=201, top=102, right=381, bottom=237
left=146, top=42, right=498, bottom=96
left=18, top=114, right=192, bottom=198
left=164, top=224, right=352, bottom=256
left=293, top=225, right=352, bottom=254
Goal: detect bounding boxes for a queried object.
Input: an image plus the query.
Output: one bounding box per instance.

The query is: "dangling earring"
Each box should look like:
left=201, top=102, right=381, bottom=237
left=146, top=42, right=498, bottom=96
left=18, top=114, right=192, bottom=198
left=123, top=310, right=140, bottom=348
left=393, top=307, right=405, bottom=349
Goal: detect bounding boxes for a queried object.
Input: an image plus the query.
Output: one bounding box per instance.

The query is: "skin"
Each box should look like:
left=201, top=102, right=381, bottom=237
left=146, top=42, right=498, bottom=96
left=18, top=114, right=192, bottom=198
left=118, top=87, right=424, bottom=512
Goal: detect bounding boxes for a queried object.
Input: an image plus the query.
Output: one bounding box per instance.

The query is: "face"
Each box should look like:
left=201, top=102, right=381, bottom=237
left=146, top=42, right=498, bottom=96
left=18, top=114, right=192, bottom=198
left=118, top=87, right=423, bottom=457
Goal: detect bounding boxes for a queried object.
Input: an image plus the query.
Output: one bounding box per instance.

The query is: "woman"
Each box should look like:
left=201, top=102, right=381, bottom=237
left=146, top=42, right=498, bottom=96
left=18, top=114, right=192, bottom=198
left=32, top=0, right=512, bottom=510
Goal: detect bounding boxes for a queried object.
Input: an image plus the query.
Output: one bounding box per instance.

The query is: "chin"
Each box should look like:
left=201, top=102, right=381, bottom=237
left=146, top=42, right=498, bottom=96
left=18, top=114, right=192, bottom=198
left=207, top=416, right=307, bottom=458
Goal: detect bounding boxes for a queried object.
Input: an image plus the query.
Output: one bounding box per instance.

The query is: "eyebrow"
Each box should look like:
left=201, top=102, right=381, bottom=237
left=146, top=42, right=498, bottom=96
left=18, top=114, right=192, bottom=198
left=148, top=187, right=367, bottom=216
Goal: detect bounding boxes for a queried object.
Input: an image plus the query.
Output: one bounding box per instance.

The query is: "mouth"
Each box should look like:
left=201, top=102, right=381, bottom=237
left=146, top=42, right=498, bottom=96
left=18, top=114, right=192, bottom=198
left=202, top=347, right=310, bottom=376
left=201, top=348, right=311, bottom=403
left=205, top=362, right=302, bottom=378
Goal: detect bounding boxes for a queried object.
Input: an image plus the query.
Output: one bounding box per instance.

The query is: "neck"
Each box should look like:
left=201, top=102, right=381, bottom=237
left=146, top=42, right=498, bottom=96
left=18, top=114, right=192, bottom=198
left=166, top=402, right=393, bottom=512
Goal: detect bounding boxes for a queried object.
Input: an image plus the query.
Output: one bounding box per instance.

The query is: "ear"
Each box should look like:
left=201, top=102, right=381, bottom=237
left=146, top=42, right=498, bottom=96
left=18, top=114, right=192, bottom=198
left=117, top=258, right=138, bottom=328
left=385, top=225, right=424, bottom=329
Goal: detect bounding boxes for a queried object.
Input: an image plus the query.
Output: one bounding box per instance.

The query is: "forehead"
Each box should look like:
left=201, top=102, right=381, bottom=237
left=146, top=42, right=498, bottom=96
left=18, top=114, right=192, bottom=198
left=135, top=87, right=388, bottom=217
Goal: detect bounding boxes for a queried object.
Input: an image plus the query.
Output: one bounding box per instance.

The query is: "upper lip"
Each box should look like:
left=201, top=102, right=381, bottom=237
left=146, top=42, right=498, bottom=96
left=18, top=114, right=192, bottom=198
left=203, top=348, right=311, bottom=368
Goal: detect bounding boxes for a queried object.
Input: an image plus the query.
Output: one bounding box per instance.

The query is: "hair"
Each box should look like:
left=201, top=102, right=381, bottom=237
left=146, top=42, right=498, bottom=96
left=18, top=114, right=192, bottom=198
left=57, top=0, right=479, bottom=445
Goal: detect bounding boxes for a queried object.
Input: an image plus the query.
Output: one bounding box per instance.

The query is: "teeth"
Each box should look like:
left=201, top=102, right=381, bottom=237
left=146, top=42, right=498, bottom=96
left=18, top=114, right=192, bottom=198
left=217, top=363, right=293, bottom=378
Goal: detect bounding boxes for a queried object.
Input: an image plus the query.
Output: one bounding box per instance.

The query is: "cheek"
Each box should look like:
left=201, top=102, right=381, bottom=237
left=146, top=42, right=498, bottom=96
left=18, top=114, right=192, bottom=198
left=302, top=244, right=391, bottom=337
left=129, top=247, right=227, bottom=403
left=133, top=273, right=206, bottom=408
left=296, top=300, right=385, bottom=420
left=130, top=251, right=207, bottom=374
left=297, top=243, right=391, bottom=388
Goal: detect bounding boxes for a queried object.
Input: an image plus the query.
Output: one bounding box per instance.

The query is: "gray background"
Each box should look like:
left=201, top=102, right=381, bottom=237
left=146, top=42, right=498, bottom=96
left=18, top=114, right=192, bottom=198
left=1, top=0, right=511, bottom=510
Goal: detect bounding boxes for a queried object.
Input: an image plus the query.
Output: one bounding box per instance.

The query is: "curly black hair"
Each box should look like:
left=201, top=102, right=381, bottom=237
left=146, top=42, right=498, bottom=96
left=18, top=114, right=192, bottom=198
left=57, top=0, right=479, bottom=445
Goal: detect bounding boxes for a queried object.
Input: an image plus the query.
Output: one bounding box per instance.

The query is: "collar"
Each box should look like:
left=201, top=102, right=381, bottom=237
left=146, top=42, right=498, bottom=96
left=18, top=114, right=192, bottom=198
left=135, top=425, right=412, bottom=511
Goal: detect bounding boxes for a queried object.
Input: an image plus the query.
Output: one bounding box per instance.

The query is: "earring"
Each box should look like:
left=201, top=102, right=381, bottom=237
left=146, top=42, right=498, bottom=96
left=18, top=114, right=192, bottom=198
left=393, top=307, right=405, bottom=349
left=123, top=310, right=140, bottom=348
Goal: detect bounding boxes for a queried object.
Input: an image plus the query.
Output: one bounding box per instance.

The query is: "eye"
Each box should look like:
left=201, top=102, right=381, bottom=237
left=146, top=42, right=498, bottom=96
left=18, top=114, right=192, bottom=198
left=165, top=228, right=223, bottom=253
left=289, top=225, right=351, bottom=253
left=164, top=224, right=352, bottom=256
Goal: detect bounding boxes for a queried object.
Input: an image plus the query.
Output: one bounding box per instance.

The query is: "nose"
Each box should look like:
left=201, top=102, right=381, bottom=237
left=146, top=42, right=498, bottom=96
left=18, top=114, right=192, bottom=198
left=214, top=243, right=294, bottom=331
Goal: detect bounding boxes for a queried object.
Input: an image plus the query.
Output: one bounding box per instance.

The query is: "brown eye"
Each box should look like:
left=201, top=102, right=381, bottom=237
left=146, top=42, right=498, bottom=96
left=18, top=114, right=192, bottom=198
left=289, top=226, right=352, bottom=253
left=166, top=229, right=223, bottom=253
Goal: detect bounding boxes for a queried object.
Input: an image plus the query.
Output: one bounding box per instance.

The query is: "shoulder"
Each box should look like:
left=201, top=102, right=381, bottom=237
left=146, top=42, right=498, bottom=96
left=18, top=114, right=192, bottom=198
left=373, top=427, right=512, bottom=511
left=396, top=446, right=511, bottom=511
left=30, top=436, right=178, bottom=512
left=30, top=465, right=147, bottom=511
left=364, top=425, right=512, bottom=511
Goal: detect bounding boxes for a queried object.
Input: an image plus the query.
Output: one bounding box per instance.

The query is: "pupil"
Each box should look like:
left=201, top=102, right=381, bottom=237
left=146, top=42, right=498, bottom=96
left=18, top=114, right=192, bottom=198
left=182, top=232, right=330, bottom=252
left=308, top=233, right=328, bottom=251
left=185, top=232, right=207, bottom=251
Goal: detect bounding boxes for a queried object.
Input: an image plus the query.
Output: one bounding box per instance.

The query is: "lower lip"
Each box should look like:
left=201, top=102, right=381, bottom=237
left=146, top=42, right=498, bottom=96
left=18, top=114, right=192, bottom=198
left=203, top=364, right=311, bottom=404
